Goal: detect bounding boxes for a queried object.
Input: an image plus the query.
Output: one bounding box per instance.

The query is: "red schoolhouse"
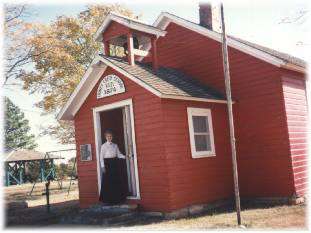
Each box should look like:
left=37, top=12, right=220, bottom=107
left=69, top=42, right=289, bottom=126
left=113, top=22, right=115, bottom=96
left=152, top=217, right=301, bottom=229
left=58, top=5, right=307, bottom=212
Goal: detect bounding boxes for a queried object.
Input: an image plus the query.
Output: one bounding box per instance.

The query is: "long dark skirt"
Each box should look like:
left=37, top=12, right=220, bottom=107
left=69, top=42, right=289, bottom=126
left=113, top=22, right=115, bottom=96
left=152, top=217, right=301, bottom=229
left=99, top=158, right=127, bottom=204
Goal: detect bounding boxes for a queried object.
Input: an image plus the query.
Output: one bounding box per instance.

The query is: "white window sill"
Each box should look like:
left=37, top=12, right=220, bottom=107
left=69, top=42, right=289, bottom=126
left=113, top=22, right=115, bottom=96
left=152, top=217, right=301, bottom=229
left=192, top=153, right=216, bottom=159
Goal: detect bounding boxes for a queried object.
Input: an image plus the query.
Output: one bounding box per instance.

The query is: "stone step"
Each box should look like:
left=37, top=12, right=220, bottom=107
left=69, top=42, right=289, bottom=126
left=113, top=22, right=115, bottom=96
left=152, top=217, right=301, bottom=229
left=102, top=212, right=139, bottom=225
left=82, top=203, right=138, bottom=213
left=60, top=203, right=139, bottom=225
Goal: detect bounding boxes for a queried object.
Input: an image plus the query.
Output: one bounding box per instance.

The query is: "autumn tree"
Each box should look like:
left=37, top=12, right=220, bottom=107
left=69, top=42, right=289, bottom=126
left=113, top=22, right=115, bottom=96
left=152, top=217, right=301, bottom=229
left=3, top=4, right=33, bottom=85
left=19, top=4, right=138, bottom=144
left=4, top=97, right=37, bottom=150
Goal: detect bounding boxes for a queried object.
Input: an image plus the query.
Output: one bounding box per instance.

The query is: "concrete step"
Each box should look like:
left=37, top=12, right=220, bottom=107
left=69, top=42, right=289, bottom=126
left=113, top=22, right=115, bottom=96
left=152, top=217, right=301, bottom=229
left=60, top=203, right=139, bottom=225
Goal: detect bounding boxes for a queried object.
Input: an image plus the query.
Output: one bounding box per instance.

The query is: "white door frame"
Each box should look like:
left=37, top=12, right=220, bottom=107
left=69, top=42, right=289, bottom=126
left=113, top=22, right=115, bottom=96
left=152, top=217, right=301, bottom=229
left=92, top=98, right=141, bottom=199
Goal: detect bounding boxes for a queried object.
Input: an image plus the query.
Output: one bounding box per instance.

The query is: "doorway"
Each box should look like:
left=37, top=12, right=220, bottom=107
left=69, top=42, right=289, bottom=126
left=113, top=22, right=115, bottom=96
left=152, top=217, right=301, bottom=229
left=93, top=99, right=140, bottom=199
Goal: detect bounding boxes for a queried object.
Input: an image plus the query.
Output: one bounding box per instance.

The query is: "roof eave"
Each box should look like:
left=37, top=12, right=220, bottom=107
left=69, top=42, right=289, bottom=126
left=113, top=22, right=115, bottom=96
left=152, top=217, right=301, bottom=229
left=58, top=55, right=229, bottom=121
left=94, top=13, right=166, bottom=42
left=57, top=56, right=107, bottom=121
left=154, top=12, right=306, bottom=73
left=161, top=94, right=228, bottom=104
left=280, top=63, right=306, bottom=74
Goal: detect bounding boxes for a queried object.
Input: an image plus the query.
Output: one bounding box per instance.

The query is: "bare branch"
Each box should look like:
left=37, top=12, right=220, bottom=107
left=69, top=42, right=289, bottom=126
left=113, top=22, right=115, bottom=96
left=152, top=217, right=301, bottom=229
left=5, top=5, right=26, bottom=23
left=279, top=9, right=308, bottom=24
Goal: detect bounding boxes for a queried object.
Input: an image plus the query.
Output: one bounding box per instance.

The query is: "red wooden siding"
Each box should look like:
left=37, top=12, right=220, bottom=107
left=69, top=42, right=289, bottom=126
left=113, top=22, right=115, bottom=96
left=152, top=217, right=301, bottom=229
left=102, top=21, right=129, bottom=42
left=74, top=67, right=171, bottom=211
left=73, top=19, right=307, bottom=212
left=162, top=99, right=233, bottom=210
left=281, top=73, right=308, bottom=197
left=154, top=22, right=296, bottom=197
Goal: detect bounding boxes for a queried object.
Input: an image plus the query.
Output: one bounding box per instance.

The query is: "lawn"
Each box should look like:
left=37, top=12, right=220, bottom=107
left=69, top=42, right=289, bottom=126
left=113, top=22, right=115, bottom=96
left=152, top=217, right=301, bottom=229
left=4, top=181, right=307, bottom=229
left=122, top=204, right=306, bottom=230
left=5, top=180, right=79, bottom=207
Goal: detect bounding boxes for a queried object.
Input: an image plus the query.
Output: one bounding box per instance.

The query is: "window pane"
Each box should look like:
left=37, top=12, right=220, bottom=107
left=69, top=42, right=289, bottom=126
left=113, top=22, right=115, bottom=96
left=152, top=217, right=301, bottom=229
left=194, top=134, right=211, bottom=152
left=192, top=116, right=208, bottom=133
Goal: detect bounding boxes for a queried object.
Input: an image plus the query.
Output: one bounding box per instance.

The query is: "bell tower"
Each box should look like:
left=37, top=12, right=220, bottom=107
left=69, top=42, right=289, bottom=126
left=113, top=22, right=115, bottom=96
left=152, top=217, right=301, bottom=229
left=95, top=12, right=166, bottom=72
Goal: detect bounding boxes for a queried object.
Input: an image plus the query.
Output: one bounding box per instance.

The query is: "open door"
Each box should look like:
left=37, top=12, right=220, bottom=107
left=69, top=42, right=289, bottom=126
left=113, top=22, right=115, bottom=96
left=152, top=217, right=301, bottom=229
left=123, top=105, right=137, bottom=197
left=93, top=99, right=140, bottom=199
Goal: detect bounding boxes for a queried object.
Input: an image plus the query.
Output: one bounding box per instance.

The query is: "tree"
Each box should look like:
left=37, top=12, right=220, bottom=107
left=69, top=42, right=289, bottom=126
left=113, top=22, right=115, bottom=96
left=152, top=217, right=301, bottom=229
left=4, top=97, right=37, bottom=150
left=19, top=4, right=138, bottom=144
left=3, top=4, right=35, bottom=85
left=54, top=158, right=77, bottom=180
left=278, top=8, right=309, bottom=47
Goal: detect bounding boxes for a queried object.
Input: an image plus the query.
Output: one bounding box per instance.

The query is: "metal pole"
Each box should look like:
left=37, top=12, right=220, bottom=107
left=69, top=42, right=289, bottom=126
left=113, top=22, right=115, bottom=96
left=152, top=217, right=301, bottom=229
left=45, top=179, right=51, bottom=213
left=220, top=3, right=242, bottom=225
left=67, top=157, right=77, bottom=195
left=29, top=153, right=48, bottom=196
left=5, top=163, right=10, bottom=186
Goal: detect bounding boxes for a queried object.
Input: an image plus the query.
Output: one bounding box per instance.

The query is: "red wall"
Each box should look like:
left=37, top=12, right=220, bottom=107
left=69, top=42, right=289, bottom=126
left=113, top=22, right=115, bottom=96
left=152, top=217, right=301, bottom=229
left=74, top=67, right=170, bottom=211
left=74, top=65, right=234, bottom=211
left=162, top=99, right=233, bottom=210
left=281, top=71, right=307, bottom=197
left=103, top=21, right=129, bottom=42
left=74, top=21, right=307, bottom=211
left=74, top=65, right=237, bottom=211
left=155, top=22, right=298, bottom=198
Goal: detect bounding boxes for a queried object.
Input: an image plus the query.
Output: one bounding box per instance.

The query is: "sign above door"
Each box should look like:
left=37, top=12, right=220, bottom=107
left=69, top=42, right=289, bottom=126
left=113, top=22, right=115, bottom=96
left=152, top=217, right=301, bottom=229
left=97, top=74, right=125, bottom=99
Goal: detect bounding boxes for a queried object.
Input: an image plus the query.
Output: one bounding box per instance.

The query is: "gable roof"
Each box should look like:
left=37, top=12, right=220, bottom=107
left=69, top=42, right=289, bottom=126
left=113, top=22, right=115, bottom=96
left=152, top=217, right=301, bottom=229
left=58, top=54, right=227, bottom=120
left=101, top=55, right=225, bottom=100
left=153, top=12, right=306, bottom=72
left=95, top=12, right=166, bottom=42
left=228, top=36, right=306, bottom=68
left=4, top=149, right=60, bottom=162
left=59, top=11, right=307, bottom=121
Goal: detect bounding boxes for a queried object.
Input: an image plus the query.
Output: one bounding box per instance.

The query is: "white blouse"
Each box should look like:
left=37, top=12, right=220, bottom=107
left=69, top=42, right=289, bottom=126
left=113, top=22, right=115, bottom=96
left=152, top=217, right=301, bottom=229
left=99, top=142, right=126, bottom=168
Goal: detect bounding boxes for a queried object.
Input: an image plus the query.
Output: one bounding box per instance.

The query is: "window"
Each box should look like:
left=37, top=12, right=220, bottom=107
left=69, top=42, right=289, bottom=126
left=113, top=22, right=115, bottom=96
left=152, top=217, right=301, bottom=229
left=187, top=107, right=215, bottom=158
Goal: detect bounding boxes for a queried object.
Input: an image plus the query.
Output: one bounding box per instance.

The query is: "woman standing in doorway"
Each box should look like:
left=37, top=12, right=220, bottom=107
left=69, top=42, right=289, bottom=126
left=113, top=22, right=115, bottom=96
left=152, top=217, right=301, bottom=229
left=99, top=130, right=129, bottom=204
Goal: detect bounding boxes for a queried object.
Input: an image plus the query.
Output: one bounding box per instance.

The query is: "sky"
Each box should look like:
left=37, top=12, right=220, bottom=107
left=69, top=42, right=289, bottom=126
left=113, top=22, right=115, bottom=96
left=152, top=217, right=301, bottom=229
left=3, top=0, right=310, bottom=157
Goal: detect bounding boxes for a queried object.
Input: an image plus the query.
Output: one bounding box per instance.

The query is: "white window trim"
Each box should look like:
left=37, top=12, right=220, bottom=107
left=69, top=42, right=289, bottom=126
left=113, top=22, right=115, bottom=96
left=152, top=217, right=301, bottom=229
left=187, top=107, right=216, bottom=158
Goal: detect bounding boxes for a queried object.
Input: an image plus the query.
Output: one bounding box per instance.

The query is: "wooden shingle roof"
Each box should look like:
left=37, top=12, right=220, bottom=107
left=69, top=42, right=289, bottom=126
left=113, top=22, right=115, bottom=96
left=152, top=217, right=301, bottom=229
left=101, top=55, right=225, bottom=101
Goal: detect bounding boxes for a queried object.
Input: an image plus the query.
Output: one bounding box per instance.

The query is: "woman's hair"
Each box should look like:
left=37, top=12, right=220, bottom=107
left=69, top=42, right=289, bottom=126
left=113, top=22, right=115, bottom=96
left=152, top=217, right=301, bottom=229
left=104, top=129, right=113, bottom=136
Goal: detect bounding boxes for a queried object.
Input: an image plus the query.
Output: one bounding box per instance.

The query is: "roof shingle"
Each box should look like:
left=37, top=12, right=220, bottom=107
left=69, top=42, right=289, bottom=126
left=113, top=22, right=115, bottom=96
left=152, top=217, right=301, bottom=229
left=101, top=55, right=225, bottom=101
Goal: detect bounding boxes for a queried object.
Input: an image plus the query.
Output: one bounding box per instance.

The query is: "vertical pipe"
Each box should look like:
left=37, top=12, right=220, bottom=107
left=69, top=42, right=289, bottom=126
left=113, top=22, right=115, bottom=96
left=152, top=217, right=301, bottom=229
left=220, top=3, right=242, bottom=225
